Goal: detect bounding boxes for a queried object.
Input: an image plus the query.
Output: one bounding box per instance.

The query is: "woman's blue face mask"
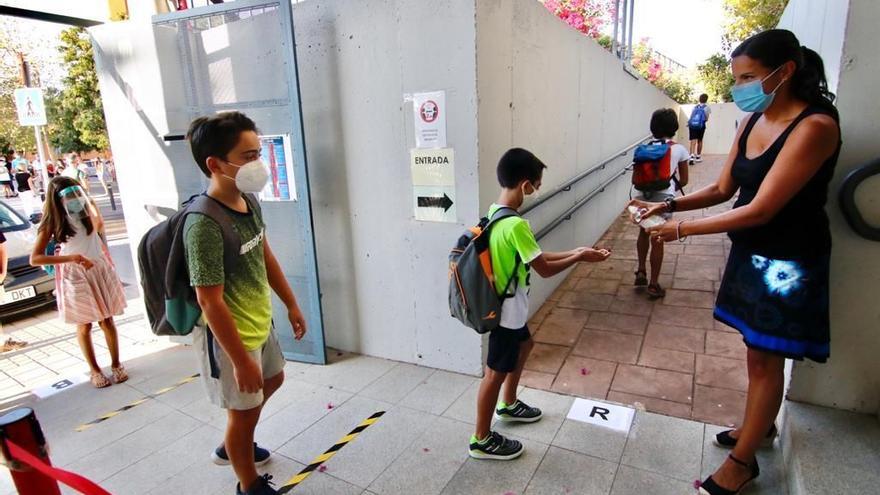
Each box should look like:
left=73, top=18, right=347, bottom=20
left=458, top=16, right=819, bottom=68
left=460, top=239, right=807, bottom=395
left=731, top=65, right=785, bottom=113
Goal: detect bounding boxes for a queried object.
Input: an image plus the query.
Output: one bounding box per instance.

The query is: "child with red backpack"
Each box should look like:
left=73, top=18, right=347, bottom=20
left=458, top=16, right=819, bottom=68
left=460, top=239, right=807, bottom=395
left=629, top=108, right=689, bottom=298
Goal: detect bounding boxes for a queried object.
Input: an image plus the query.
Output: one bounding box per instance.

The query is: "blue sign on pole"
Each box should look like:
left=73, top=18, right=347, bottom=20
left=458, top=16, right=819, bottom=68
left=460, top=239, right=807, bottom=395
left=14, top=88, right=47, bottom=126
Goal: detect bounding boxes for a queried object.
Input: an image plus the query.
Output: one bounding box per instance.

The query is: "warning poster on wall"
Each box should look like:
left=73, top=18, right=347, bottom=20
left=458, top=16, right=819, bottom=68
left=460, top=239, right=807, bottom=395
left=411, top=148, right=455, bottom=223
left=412, top=91, right=447, bottom=149
left=259, top=134, right=297, bottom=202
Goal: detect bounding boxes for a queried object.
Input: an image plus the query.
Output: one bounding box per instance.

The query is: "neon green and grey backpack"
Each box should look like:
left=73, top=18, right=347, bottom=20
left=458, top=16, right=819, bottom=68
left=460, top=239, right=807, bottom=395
left=448, top=207, right=521, bottom=333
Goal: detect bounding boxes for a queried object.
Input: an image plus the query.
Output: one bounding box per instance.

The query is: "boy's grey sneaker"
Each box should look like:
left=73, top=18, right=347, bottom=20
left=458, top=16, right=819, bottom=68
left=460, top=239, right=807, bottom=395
left=213, top=442, right=272, bottom=467
left=495, top=400, right=543, bottom=423
left=236, top=474, right=277, bottom=495
left=469, top=431, right=524, bottom=460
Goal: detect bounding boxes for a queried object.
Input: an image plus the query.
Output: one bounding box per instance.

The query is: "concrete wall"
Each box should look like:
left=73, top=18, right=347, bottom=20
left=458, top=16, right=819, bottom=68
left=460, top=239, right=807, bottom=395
left=677, top=102, right=744, bottom=156
left=476, top=0, right=677, bottom=311
left=779, top=0, right=880, bottom=415
left=777, top=0, right=850, bottom=94
left=97, top=0, right=684, bottom=376
left=292, top=0, right=483, bottom=374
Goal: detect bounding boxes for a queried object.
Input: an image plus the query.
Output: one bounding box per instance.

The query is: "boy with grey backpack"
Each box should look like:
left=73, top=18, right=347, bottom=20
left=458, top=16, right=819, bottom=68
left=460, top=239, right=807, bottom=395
left=450, top=148, right=611, bottom=460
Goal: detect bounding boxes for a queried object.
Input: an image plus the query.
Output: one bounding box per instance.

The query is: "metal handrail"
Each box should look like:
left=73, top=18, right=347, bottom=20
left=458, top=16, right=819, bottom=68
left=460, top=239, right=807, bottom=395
left=521, top=135, right=650, bottom=216
left=839, top=158, right=880, bottom=242
left=535, top=163, right=632, bottom=241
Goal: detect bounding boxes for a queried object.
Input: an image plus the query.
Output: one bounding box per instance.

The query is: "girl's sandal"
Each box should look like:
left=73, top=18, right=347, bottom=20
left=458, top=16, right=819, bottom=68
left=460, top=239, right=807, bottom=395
left=111, top=365, right=129, bottom=384
left=91, top=371, right=112, bottom=388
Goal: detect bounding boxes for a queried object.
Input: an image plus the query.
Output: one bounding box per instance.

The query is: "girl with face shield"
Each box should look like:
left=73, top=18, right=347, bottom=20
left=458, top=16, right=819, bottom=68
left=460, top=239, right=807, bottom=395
left=29, top=176, right=128, bottom=388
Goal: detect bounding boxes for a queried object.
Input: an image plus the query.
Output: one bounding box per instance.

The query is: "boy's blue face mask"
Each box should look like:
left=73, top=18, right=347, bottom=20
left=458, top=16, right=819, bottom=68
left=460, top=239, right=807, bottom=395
left=731, top=65, right=785, bottom=113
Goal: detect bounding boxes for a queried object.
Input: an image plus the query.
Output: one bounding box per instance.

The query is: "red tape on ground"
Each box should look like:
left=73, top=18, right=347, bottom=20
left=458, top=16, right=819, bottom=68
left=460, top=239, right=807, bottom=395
left=5, top=439, right=112, bottom=495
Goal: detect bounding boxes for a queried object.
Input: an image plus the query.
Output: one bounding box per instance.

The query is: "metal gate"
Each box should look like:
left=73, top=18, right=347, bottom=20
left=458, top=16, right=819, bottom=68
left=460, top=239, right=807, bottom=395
left=94, top=0, right=326, bottom=364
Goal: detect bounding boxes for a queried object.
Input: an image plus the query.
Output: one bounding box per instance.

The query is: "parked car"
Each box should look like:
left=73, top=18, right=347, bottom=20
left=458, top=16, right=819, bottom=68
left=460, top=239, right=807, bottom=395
left=0, top=201, right=56, bottom=321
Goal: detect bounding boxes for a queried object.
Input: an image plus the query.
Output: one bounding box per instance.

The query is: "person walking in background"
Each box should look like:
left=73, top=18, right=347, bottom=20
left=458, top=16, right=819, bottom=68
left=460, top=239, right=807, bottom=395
left=0, top=158, right=13, bottom=198
left=688, top=93, right=712, bottom=163
left=632, top=29, right=841, bottom=495
left=76, top=158, right=92, bottom=194
left=29, top=177, right=128, bottom=388
left=14, top=161, right=37, bottom=216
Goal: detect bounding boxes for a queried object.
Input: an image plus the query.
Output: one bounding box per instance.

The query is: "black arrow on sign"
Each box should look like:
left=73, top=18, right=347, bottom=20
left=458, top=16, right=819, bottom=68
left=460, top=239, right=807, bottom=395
left=417, top=193, right=454, bottom=212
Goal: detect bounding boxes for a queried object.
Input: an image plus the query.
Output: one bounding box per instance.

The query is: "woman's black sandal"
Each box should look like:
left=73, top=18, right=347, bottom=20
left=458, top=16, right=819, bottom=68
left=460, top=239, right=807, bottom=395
left=634, top=270, right=648, bottom=287
left=714, top=424, right=777, bottom=449
left=646, top=283, right=666, bottom=299
left=699, top=454, right=760, bottom=495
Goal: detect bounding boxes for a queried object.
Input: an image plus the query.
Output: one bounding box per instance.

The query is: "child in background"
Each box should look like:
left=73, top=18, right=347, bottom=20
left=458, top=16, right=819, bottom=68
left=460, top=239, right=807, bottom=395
left=632, top=109, right=689, bottom=298
left=30, top=176, right=128, bottom=388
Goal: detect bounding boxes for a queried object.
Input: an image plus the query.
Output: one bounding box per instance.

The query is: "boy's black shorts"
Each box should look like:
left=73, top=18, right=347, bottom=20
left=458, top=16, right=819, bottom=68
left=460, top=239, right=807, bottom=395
left=689, top=125, right=706, bottom=140
left=487, top=325, right=532, bottom=373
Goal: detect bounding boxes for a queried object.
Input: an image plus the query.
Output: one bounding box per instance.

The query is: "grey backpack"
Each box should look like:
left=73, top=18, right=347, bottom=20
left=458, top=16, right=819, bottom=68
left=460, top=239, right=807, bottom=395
left=137, top=194, right=261, bottom=336
left=449, top=208, right=522, bottom=333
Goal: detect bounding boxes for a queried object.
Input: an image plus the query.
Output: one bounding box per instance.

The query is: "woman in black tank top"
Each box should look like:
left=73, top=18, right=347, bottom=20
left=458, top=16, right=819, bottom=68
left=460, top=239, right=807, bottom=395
left=629, top=30, right=841, bottom=495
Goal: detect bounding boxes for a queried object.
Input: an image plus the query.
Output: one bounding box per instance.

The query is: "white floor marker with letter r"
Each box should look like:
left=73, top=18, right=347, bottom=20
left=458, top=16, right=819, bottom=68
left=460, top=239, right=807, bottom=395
left=566, top=398, right=635, bottom=433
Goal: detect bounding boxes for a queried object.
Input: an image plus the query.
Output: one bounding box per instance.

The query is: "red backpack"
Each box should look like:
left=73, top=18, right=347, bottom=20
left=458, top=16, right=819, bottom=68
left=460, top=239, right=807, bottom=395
left=632, top=139, right=675, bottom=192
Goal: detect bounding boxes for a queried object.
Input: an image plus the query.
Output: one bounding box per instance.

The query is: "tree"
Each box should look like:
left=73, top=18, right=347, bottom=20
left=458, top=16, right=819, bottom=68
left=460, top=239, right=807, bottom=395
left=45, top=87, right=89, bottom=153
left=722, top=0, right=789, bottom=49
left=631, top=39, right=693, bottom=104
left=55, top=28, right=109, bottom=152
left=697, top=53, right=735, bottom=103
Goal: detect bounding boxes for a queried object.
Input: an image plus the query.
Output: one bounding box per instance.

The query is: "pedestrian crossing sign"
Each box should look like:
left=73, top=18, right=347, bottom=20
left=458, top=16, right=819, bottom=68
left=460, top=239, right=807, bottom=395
left=14, top=88, right=47, bottom=126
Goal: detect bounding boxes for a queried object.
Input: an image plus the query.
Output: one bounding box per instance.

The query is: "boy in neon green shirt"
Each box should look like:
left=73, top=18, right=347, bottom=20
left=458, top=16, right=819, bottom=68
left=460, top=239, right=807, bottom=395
left=469, top=148, right=611, bottom=460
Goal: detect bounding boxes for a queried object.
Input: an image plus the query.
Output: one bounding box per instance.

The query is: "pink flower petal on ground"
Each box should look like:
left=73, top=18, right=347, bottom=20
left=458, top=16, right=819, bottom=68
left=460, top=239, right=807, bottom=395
left=580, top=368, right=590, bottom=376
left=693, top=479, right=702, bottom=489
left=318, top=465, right=327, bottom=473
left=503, top=492, right=516, bottom=495
left=326, top=403, right=334, bottom=410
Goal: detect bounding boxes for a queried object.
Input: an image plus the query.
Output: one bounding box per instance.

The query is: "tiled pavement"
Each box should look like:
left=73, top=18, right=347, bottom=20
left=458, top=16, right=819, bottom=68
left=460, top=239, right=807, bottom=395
left=0, top=301, right=177, bottom=404
left=0, top=345, right=784, bottom=495
left=522, top=155, right=750, bottom=427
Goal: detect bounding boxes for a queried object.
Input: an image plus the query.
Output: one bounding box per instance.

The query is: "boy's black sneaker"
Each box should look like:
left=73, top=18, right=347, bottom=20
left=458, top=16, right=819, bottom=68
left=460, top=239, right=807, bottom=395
left=236, top=474, right=277, bottom=495
left=495, top=400, right=543, bottom=423
left=468, top=431, right=524, bottom=460
left=213, top=443, right=272, bottom=467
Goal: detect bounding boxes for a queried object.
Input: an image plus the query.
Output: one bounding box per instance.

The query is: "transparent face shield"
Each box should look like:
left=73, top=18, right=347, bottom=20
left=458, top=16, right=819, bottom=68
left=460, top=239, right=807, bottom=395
left=58, top=185, right=90, bottom=219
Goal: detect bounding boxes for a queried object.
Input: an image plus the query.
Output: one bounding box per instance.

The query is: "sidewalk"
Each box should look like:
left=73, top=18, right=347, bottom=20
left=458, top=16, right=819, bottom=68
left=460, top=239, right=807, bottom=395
left=0, top=301, right=176, bottom=405
left=0, top=344, right=784, bottom=495
left=523, top=155, right=747, bottom=427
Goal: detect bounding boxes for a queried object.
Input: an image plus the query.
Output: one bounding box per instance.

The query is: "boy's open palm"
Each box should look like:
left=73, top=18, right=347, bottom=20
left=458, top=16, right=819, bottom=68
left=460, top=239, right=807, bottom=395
left=580, top=248, right=611, bottom=263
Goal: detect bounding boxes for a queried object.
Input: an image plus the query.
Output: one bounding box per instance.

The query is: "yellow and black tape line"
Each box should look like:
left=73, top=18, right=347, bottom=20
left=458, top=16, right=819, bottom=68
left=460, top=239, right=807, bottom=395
left=75, top=373, right=201, bottom=432
left=278, top=411, right=386, bottom=493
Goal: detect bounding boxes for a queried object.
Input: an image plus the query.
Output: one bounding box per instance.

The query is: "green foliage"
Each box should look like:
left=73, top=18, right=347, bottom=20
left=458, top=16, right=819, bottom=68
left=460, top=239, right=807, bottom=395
left=655, top=73, right=693, bottom=104
left=722, top=0, right=789, bottom=49
left=55, top=28, right=109, bottom=152
left=45, top=87, right=89, bottom=153
left=697, top=53, right=735, bottom=103
left=630, top=40, right=693, bottom=104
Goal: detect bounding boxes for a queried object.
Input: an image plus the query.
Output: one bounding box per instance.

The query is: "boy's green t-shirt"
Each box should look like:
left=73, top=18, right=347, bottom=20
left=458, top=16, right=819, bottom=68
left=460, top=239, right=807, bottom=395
left=183, top=199, right=272, bottom=351
left=487, top=204, right=542, bottom=296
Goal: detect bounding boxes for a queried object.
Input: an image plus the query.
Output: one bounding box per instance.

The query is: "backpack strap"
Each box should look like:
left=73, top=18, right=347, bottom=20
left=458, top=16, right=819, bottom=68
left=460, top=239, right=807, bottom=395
left=485, top=206, right=524, bottom=299
left=184, top=195, right=241, bottom=274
